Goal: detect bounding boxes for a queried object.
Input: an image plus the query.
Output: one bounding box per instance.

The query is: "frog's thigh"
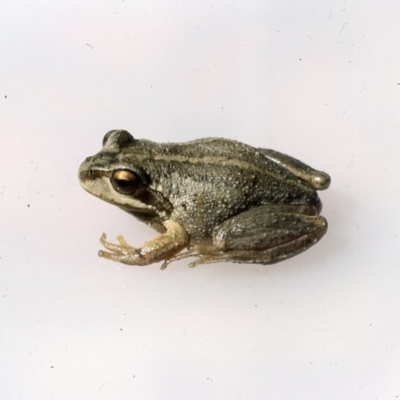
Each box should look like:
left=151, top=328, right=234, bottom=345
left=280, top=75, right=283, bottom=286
left=212, top=206, right=327, bottom=264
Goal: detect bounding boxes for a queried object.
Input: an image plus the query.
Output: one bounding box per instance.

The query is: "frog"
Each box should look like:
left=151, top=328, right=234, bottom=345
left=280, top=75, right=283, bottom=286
left=78, top=130, right=330, bottom=269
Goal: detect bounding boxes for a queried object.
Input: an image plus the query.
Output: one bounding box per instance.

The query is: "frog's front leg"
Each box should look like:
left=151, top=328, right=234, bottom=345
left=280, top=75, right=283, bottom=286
left=205, top=204, right=327, bottom=266
left=98, top=220, right=189, bottom=266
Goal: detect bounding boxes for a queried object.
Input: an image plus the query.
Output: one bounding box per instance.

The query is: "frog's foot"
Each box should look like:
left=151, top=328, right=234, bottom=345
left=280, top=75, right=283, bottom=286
left=99, top=233, right=144, bottom=265
left=160, top=247, right=227, bottom=269
left=160, top=249, right=199, bottom=270
left=98, top=221, right=190, bottom=267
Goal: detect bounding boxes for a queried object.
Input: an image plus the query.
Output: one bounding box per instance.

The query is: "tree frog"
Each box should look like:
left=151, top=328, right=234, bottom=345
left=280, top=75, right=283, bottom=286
left=78, top=130, right=330, bottom=269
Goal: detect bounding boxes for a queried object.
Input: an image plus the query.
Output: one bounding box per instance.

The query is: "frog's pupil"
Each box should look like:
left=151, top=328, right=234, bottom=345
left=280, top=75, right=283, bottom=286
left=111, top=170, right=138, bottom=194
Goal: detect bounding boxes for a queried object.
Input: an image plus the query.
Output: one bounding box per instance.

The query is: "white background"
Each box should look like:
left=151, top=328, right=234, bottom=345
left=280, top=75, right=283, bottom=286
left=1, top=1, right=400, bottom=399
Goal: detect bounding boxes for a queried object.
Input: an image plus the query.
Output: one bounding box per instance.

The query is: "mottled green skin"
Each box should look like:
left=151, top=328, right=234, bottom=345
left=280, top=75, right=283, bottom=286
left=79, top=130, right=330, bottom=267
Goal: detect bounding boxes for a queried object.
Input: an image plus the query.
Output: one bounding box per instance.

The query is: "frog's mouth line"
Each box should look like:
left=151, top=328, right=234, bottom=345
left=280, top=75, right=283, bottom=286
left=79, top=172, right=156, bottom=212
left=96, top=191, right=156, bottom=214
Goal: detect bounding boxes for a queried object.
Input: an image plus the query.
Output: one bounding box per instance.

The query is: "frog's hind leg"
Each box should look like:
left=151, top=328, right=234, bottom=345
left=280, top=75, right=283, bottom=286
left=163, top=205, right=329, bottom=268
left=257, top=148, right=331, bottom=190
left=209, top=205, right=328, bottom=266
left=214, top=222, right=327, bottom=266
left=160, top=244, right=228, bottom=269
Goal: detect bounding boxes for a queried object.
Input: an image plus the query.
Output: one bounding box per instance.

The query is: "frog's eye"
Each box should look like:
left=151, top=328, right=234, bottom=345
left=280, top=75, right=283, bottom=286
left=111, top=170, right=139, bottom=195
left=103, top=130, right=136, bottom=149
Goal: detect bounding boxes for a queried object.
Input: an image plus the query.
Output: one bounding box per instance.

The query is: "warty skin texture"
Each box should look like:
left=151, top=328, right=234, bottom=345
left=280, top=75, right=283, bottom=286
left=79, top=130, right=330, bottom=268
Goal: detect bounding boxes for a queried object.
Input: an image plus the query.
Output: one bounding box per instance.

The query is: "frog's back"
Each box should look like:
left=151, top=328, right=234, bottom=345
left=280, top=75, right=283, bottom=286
left=134, top=137, right=318, bottom=206
left=162, top=137, right=314, bottom=192
left=163, top=137, right=272, bottom=165
left=123, top=136, right=322, bottom=239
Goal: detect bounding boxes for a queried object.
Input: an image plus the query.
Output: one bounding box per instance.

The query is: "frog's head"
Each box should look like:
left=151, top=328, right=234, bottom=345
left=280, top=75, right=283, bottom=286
left=78, top=130, right=172, bottom=221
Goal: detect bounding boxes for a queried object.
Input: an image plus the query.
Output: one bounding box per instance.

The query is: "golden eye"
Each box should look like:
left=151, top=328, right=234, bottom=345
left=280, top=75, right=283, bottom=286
left=111, top=170, right=139, bottom=195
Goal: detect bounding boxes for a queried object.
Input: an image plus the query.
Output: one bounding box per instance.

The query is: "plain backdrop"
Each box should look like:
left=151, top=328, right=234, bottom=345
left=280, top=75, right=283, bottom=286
left=1, top=1, right=400, bottom=399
